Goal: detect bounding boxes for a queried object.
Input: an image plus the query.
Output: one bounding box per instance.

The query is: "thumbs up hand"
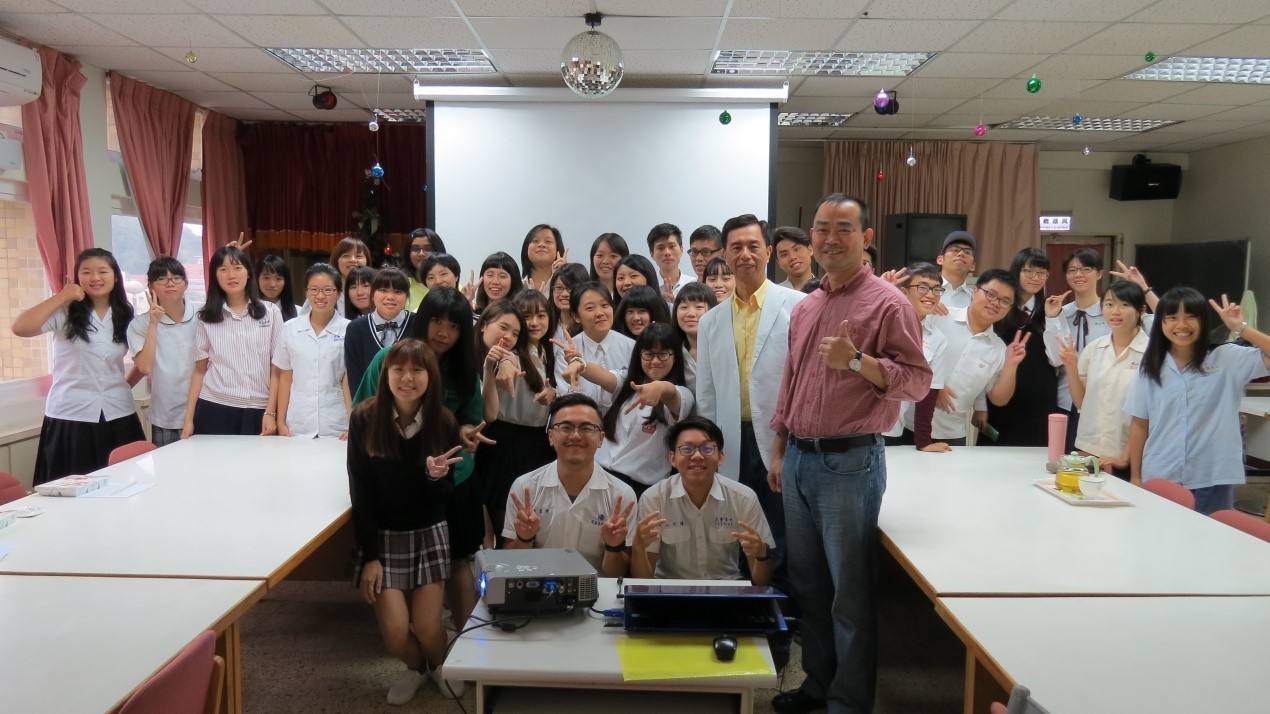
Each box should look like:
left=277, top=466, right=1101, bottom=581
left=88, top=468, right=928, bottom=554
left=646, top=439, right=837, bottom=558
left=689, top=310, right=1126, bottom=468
left=818, top=320, right=859, bottom=371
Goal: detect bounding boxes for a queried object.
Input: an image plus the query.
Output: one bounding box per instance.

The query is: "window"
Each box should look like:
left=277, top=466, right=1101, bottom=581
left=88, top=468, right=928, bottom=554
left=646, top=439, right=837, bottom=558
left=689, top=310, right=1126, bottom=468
left=0, top=198, right=52, bottom=383
left=111, top=210, right=207, bottom=311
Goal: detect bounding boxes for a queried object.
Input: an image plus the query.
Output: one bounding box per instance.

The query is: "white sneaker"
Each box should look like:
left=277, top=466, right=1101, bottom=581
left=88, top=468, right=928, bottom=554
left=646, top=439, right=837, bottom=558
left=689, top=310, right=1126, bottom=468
left=386, top=669, right=426, bottom=705
left=431, top=666, right=465, bottom=699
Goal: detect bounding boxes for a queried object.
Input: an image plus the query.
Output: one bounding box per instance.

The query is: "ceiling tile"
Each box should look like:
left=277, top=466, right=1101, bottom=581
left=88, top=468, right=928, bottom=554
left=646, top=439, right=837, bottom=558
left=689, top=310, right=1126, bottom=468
left=950, top=21, right=1106, bottom=54
left=598, top=17, right=722, bottom=50
left=622, top=50, right=713, bottom=74
left=983, top=77, right=1087, bottom=98
left=286, top=108, right=376, bottom=122
left=1204, top=104, right=1270, bottom=121
left=122, top=70, right=237, bottom=91
left=833, top=19, right=979, bottom=52
left=1026, top=54, right=1152, bottom=81
left=316, top=73, right=418, bottom=93
left=864, top=0, right=1012, bottom=20
left=777, top=127, right=837, bottom=139
left=619, top=75, right=707, bottom=88
left=930, top=112, right=1040, bottom=126
left=1076, top=79, right=1197, bottom=102
left=780, top=96, right=866, bottom=112
left=943, top=96, right=1052, bottom=114
left=87, top=14, right=254, bottom=48
left=971, top=129, right=1056, bottom=141
left=409, top=73, right=507, bottom=86
left=340, top=16, right=478, bottom=47
left=1066, top=22, right=1237, bottom=56
left=1118, top=103, right=1237, bottom=121
left=457, top=0, right=587, bottom=17
left=55, top=0, right=198, bottom=12
left=173, top=90, right=274, bottom=110
left=882, top=96, right=967, bottom=114
left=153, top=47, right=287, bottom=73
left=59, top=45, right=190, bottom=72
left=1181, top=25, right=1270, bottom=56
left=1164, top=118, right=1264, bottom=132
left=719, top=18, right=851, bottom=50
left=599, top=0, right=731, bottom=16
left=206, top=72, right=314, bottom=92
left=1031, top=99, right=1148, bottom=116
left=221, top=108, right=301, bottom=121
left=1040, top=130, right=1137, bottom=143
left=996, top=0, right=1154, bottom=22
left=215, top=14, right=366, bottom=47
left=893, top=76, right=1004, bottom=99
left=0, top=1, right=66, bottom=11
left=1163, top=84, right=1270, bottom=105
left=472, top=17, right=602, bottom=49
left=486, top=48, right=558, bottom=74
left=320, top=0, right=457, bottom=15
left=730, top=0, right=867, bottom=19
left=845, top=111, right=930, bottom=127
left=0, top=13, right=136, bottom=46
left=913, top=53, right=1040, bottom=79
left=184, top=0, right=330, bottom=13
left=1125, top=0, right=1270, bottom=24
left=827, top=129, right=908, bottom=139
left=256, top=91, right=337, bottom=110
left=794, top=76, right=897, bottom=97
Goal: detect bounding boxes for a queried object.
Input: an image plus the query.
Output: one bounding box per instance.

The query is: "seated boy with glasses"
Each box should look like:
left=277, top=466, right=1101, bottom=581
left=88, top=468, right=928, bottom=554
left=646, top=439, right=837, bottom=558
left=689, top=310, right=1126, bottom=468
left=503, top=393, right=636, bottom=576
left=630, top=416, right=775, bottom=585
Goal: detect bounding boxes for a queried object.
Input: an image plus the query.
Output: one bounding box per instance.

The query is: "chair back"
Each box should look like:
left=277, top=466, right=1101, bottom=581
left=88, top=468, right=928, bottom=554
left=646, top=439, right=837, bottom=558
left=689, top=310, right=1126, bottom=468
left=990, top=685, right=1052, bottom=714
left=1141, top=478, right=1195, bottom=509
left=0, top=470, right=28, bottom=505
left=1210, top=509, right=1270, bottom=543
left=109, top=440, right=157, bottom=466
left=119, top=630, right=219, bottom=714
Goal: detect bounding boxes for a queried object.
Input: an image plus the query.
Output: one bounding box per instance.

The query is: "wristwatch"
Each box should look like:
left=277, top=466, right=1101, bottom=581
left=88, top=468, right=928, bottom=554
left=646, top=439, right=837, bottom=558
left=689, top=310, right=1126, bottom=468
left=848, top=350, right=863, bottom=372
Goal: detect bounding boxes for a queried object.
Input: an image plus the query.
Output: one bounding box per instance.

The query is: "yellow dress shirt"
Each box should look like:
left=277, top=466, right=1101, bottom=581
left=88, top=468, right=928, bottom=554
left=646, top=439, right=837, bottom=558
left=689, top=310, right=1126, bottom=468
left=731, top=279, right=769, bottom=422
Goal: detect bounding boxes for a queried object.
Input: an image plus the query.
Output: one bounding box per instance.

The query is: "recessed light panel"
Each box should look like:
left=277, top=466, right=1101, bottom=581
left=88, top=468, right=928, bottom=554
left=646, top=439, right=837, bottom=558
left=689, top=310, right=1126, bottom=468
left=713, top=51, right=933, bottom=77
left=1125, top=56, right=1270, bottom=84
left=994, top=116, right=1180, bottom=132
left=373, top=108, right=428, bottom=123
left=268, top=48, right=495, bottom=74
left=777, top=112, right=853, bottom=127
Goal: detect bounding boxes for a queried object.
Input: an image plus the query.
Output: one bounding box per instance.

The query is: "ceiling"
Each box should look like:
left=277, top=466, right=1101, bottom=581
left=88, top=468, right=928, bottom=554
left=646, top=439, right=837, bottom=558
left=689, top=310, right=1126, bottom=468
left=2, top=0, right=1269, bottom=153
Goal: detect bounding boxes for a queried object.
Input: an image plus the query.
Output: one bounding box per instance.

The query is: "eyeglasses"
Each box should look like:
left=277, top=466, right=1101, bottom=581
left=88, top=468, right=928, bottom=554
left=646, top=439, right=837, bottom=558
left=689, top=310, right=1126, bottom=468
left=640, top=350, right=674, bottom=363
left=549, top=422, right=602, bottom=436
left=1020, top=268, right=1050, bottom=279
left=945, top=246, right=975, bottom=257
left=154, top=276, right=186, bottom=286
left=688, top=248, right=721, bottom=258
left=675, top=443, right=719, bottom=457
left=552, top=285, right=571, bottom=296
left=907, top=284, right=945, bottom=296
left=306, top=287, right=338, bottom=296
left=409, top=245, right=430, bottom=254
left=976, top=287, right=1014, bottom=309
left=1065, top=266, right=1097, bottom=276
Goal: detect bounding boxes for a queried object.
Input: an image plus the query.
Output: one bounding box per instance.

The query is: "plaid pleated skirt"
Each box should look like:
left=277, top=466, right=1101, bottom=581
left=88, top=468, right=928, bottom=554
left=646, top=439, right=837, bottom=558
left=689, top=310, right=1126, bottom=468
left=353, top=522, right=450, bottom=591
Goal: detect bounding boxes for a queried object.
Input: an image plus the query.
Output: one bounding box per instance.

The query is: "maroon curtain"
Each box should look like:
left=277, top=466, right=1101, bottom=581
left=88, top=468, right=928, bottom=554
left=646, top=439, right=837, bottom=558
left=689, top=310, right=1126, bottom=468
left=201, top=110, right=251, bottom=269
left=241, top=123, right=427, bottom=254
left=108, top=73, right=197, bottom=259
left=20, top=47, right=94, bottom=291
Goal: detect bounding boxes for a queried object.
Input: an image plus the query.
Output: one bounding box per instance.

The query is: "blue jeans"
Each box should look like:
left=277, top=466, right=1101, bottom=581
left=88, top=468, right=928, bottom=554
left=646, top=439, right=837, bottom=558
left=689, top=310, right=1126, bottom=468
left=740, top=422, right=787, bottom=590
left=783, top=440, right=886, bottom=714
left=1191, top=484, right=1235, bottom=516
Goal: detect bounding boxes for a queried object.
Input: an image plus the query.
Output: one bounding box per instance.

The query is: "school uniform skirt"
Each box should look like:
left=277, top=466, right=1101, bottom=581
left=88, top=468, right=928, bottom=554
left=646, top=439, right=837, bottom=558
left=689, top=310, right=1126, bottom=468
left=353, top=523, right=450, bottom=591
left=32, top=412, right=146, bottom=486
left=192, top=398, right=265, bottom=436
left=477, top=420, right=555, bottom=537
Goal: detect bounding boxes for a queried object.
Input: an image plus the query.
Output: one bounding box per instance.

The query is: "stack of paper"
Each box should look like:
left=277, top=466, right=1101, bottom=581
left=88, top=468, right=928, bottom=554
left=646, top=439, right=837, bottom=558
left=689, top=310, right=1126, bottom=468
left=34, top=475, right=109, bottom=497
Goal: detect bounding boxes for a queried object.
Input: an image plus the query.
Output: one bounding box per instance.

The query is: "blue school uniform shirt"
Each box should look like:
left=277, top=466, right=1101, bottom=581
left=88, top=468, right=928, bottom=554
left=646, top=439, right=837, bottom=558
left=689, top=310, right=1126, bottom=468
left=1124, top=343, right=1269, bottom=489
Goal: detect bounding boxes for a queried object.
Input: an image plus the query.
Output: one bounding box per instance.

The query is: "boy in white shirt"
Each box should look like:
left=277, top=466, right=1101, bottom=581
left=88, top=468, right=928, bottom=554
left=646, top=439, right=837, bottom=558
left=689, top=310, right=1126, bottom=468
left=932, top=269, right=1029, bottom=445
left=881, top=262, right=952, bottom=450
left=128, top=257, right=202, bottom=447
left=647, top=223, right=695, bottom=303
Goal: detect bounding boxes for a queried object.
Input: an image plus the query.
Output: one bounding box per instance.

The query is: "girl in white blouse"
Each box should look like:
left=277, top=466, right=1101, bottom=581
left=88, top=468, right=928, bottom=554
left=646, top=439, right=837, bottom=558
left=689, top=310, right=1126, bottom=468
left=11, top=248, right=145, bottom=484
left=672, top=282, right=717, bottom=394
left=551, top=281, right=634, bottom=414
left=273, top=263, right=351, bottom=439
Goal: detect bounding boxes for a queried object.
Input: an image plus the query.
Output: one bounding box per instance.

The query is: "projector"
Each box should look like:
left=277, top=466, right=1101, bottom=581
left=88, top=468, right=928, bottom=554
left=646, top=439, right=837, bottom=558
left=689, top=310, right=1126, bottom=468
left=474, top=548, right=599, bottom=614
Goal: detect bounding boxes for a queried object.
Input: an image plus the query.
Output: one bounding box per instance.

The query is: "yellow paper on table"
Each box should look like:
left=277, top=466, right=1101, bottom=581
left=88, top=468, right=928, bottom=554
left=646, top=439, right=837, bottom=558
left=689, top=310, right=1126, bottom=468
left=617, top=634, right=774, bottom=681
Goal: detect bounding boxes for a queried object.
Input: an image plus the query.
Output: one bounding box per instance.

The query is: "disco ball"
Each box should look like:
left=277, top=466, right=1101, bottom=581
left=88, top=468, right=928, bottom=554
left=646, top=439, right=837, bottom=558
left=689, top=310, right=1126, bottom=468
left=561, top=28, right=625, bottom=97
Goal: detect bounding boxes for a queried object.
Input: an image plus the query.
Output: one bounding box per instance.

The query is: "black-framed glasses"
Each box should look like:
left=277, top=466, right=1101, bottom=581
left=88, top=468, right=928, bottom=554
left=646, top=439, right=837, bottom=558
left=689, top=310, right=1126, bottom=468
left=945, top=246, right=975, bottom=257
left=908, top=284, right=945, bottom=296
left=675, top=443, right=718, bottom=457
left=976, top=287, right=1014, bottom=309
left=306, top=287, right=338, bottom=296
left=409, top=245, right=430, bottom=254
left=549, top=422, right=602, bottom=436
left=154, top=276, right=186, bottom=286
left=1020, top=268, right=1050, bottom=279
left=1066, top=266, right=1097, bottom=276
left=640, top=350, right=674, bottom=362
left=688, top=248, right=721, bottom=258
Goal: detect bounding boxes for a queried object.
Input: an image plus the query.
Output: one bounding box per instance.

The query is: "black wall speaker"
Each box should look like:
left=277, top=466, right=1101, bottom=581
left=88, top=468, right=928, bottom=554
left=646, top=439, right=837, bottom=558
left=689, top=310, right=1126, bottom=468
left=1109, top=163, right=1182, bottom=201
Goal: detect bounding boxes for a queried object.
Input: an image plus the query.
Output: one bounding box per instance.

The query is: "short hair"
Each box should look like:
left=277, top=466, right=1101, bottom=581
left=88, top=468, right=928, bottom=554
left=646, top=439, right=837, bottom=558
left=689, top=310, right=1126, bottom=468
left=371, top=266, right=410, bottom=293
left=703, top=255, right=732, bottom=278
left=342, top=265, right=376, bottom=319
left=615, top=285, right=673, bottom=339
left=614, top=254, right=658, bottom=294
left=304, top=262, right=342, bottom=291
left=772, top=226, right=810, bottom=250
left=1010, top=247, right=1050, bottom=274
left=548, top=392, right=601, bottom=424
left=689, top=224, right=722, bottom=247
left=569, top=280, right=613, bottom=315
left=864, top=244, right=878, bottom=265
left=801, top=278, right=821, bottom=294
left=646, top=223, right=682, bottom=252
left=813, top=193, right=870, bottom=230
left=1063, top=247, right=1103, bottom=272
left=721, top=214, right=769, bottom=247
left=147, top=256, right=186, bottom=283
left=329, top=236, right=371, bottom=267
left=974, top=268, right=1019, bottom=299
left=421, top=252, right=461, bottom=280
left=665, top=415, right=725, bottom=452
left=905, top=261, right=942, bottom=284
left=477, top=251, right=524, bottom=313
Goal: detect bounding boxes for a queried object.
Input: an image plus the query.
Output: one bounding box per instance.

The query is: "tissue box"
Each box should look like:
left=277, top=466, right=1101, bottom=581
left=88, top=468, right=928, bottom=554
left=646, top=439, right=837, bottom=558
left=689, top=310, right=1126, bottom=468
left=34, top=475, right=109, bottom=497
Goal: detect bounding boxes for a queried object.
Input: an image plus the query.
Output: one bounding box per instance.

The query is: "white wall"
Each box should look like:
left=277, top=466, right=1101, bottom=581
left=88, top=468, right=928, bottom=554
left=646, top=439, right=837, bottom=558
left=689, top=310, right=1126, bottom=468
left=775, top=144, right=824, bottom=231
left=78, top=62, right=117, bottom=250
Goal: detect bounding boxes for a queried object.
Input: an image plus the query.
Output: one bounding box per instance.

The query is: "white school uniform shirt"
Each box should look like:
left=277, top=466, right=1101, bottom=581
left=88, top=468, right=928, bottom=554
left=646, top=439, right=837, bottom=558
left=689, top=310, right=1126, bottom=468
left=497, top=352, right=551, bottom=427
left=1125, top=344, right=1270, bottom=490
left=886, top=315, right=949, bottom=436
left=1043, top=300, right=1109, bottom=411
left=683, top=350, right=697, bottom=394
left=368, top=309, right=410, bottom=349
left=40, top=306, right=136, bottom=422
left=502, top=461, right=637, bottom=571
left=127, top=300, right=203, bottom=430
left=941, top=277, right=974, bottom=310
left=196, top=301, right=284, bottom=409
left=638, top=474, right=774, bottom=581
left=562, top=330, right=635, bottom=413
left=931, top=308, right=1007, bottom=440
left=272, top=313, right=351, bottom=438
left=599, top=385, right=695, bottom=485
left=661, top=271, right=696, bottom=305
left=1073, top=330, right=1148, bottom=458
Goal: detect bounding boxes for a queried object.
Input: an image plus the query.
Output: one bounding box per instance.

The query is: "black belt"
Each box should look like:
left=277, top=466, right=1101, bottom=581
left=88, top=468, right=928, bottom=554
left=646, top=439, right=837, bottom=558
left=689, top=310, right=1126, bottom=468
left=789, top=433, right=878, bottom=453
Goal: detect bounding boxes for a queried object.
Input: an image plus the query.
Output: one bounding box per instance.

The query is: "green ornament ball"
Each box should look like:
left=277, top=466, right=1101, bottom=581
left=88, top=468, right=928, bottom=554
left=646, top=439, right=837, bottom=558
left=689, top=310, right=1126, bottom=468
left=1026, top=74, right=1042, bottom=94
left=1145, top=51, right=1156, bottom=62
left=719, top=110, right=731, bottom=125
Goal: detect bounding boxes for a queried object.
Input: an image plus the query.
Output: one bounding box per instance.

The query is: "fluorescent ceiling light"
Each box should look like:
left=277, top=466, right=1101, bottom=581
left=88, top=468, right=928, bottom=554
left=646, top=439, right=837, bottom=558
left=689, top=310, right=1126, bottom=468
left=1124, top=56, right=1270, bottom=84
left=412, top=82, right=788, bottom=103
left=712, top=51, right=933, bottom=77
left=268, top=48, right=495, bottom=74
left=993, top=116, right=1180, bottom=132
left=778, top=112, right=852, bottom=127
left=373, top=108, right=427, bottom=123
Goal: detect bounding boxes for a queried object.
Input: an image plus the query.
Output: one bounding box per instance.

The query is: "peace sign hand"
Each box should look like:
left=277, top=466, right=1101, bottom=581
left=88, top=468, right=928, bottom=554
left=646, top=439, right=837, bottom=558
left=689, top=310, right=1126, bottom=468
left=1005, top=329, right=1031, bottom=366
left=550, top=333, right=580, bottom=363
left=552, top=248, right=569, bottom=273
left=601, top=495, right=636, bottom=548
left=880, top=267, right=909, bottom=286
left=1208, top=294, right=1246, bottom=334
left=462, top=270, right=479, bottom=301
left=1109, top=260, right=1149, bottom=291
left=226, top=232, right=253, bottom=252
left=146, top=289, right=166, bottom=323
left=661, top=280, right=676, bottom=303
left=1058, top=335, right=1079, bottom=369
left=510, top=488, right=541, bottom=542
left=731, top=521, right=768, bottom=560
left=425, top=445, right=463, bottom=480
left=460, top=421, right=497, bottom=451
left=634, top=510, right=667, bottom=548
left=1044, top=291, right=1070, bottom=318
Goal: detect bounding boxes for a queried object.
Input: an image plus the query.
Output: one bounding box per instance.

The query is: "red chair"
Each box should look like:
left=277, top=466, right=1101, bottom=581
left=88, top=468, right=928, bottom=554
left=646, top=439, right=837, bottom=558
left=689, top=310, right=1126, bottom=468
left=0, top=470, right=28, bottom=505
left=119, top=630, right=224, bottom=714
left=108, top=440, right=157, bottom=466
left=1141, top=479, right=1195, bottom=509
left=1210, top=509, right=1270, bottom=543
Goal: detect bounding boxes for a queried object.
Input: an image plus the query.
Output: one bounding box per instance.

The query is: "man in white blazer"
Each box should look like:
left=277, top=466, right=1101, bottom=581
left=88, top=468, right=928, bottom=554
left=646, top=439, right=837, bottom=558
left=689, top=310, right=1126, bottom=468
left=696, top=214, right=805, bottom=587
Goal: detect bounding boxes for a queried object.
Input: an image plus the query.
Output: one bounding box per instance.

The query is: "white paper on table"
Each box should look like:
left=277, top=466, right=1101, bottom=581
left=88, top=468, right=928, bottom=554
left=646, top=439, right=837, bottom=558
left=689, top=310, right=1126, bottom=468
left=79, top=482, right=157, bottom=499
left=0, top=542, right=17, bottom=561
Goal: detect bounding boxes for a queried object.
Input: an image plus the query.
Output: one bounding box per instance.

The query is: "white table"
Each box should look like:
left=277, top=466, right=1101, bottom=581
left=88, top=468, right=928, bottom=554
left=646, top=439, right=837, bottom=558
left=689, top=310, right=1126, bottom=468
left=0, top=575, right=263, bottom=714
left=0, top=435, right=350, bottom=586
left=880, top=446, right=1270, bottom=597
left=444, top=578, right=779, bottom=713
left=936, top=596, right=1270, bottom=714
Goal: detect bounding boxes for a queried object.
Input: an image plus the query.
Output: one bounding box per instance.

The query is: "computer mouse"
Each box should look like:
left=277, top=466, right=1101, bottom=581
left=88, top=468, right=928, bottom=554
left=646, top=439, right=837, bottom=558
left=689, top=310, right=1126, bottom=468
left=713, top=635, right=738, bottom=662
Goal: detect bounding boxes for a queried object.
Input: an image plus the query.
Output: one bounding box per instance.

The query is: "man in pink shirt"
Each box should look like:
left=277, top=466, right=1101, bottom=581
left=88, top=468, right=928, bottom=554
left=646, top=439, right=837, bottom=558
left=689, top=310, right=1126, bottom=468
left=769, top=194, right=931, bottom=714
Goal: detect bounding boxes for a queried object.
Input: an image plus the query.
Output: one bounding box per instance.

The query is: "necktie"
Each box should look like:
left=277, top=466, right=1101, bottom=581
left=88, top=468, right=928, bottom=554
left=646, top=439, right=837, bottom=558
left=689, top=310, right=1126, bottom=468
left=375, top=320, right=399, bottom=333
left=1072, top=309, right=1090, bottom=351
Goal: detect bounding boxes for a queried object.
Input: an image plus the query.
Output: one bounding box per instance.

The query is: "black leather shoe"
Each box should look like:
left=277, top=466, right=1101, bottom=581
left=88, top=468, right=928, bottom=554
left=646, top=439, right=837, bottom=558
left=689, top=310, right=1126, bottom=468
left=772, top=688, right=826, bottom=714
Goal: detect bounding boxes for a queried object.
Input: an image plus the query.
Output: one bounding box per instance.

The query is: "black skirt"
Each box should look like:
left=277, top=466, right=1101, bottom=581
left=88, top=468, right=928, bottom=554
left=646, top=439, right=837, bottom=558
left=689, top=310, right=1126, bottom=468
left=447, top=470, right=487, bottom=560
left=32, top=412, right=146, bottom=486
left=476, top=420, right=555, bottom=537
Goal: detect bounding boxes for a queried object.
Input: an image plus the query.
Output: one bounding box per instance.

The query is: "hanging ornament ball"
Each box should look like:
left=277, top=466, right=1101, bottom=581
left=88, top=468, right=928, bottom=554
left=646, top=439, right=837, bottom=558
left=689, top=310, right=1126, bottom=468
left=876, top=170, right=886, bottom=182
left=1145, top=51, right=1156, bottom=63
left=1072, top=113, right=1083, bottom=125
left=184, top=50, right=198, bottom=64
left=368, top=119, right=379, bottom=132
left=1026, top=74, right=1042, bottom=94
left=1082, top=146, right=1092, bottom=156
left=370, top=163, right=385, bottom=179
left=974, top=123, right=987, bottom=137
left=874, top=88, right=890, bottom=109
left=719, top=110, right=731, bottom=125
left=384, top=244, right=393, bottom=255
left=906, top=155, right=918, bottom=167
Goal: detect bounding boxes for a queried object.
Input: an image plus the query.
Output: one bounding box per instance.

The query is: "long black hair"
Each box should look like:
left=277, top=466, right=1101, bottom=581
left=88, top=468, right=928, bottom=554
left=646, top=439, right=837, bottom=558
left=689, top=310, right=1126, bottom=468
left=672, top=281, right=717, bottom=346
left=603, top=323, right=685, bottom=440
left=512, top=289, right=558, bottom=388
left=615, top=285, right=672, bottom=339
left=64, top=248, right=132, bottom=344
left=475, top=251, right=524, bottom=315
left=999, top=247, right=1049, bottom=335
left=256, top=253, right=296, bottom=321
left=1104, top=280, right=1147, bottom=326
left=407, top=286, right=479, bottom=401
left=1140, top=286, right=1213, bottom=385
left=520, top=224, right=564, bottom=279
left=475, top=299, right=546, bottom=394
left=199, top=245, right=266, bottom=323
left=343, top=265, right=376, bottom=320
left=614, top=254, right=658, bottom=299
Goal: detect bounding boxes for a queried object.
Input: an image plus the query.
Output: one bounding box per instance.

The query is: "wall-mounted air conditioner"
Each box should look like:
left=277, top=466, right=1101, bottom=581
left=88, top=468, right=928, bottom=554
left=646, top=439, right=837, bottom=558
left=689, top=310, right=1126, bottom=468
left=0, top=39, right=41, bottom=107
